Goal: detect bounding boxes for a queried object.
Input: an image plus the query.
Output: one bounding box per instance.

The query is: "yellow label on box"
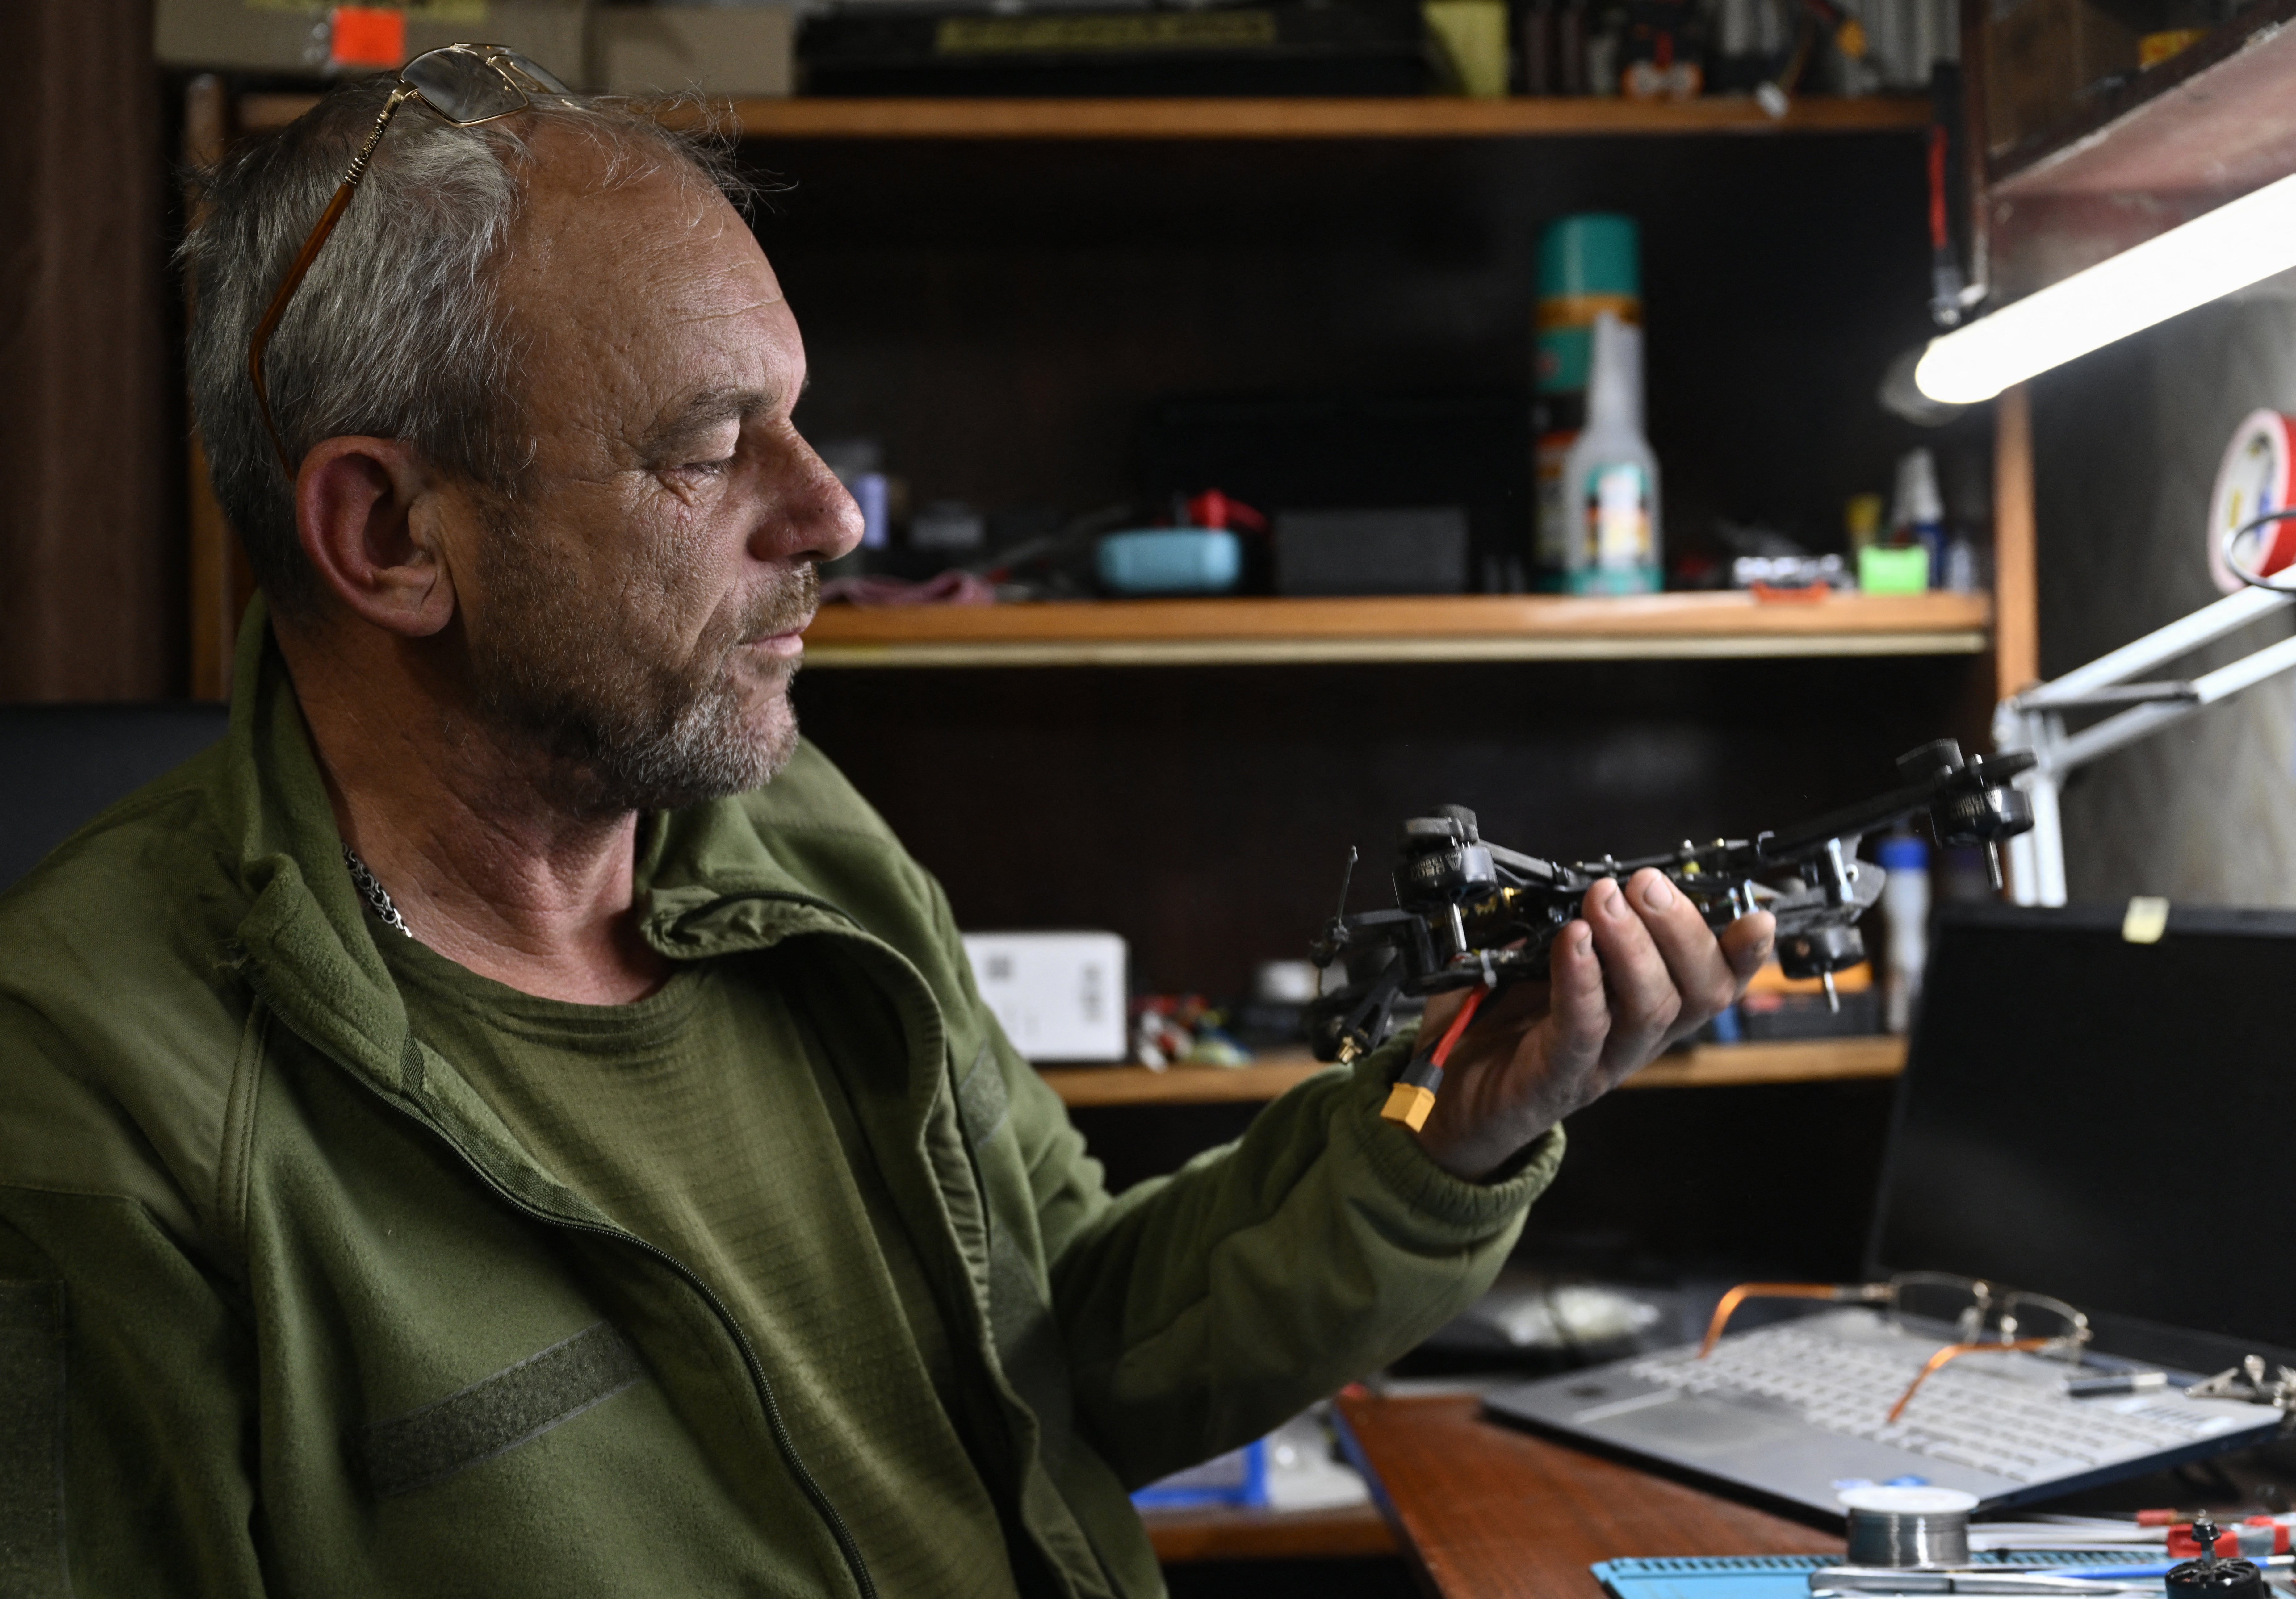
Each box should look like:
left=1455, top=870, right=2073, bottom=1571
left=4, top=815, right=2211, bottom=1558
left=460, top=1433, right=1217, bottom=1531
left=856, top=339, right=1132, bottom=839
left=937, top=11, right=1277, bottom=55
left=2138, top=28, right=2207, bottom=69
left=2122, top=896, right=2170, bottom=944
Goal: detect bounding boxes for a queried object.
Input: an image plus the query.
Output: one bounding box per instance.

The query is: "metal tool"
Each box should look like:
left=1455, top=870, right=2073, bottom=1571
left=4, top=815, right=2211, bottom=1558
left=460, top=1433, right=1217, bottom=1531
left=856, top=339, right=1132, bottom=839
left=2188, top=1355, right=2296, bottom=1413
left=1810, top=1571, right=2158, bottom=1597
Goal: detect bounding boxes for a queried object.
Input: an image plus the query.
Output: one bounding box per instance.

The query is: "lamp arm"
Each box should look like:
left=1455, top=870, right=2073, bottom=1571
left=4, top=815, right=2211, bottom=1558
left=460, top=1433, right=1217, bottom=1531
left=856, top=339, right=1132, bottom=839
left=2012, top=588, right=2294, bottom=714
left=1993, top=586, right=2296, bottom=906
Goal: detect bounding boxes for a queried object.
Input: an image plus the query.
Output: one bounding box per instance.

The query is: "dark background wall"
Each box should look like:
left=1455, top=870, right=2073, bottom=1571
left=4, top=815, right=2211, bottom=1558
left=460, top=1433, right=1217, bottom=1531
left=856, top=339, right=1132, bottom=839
left=0, top=0, right=186, bottom=702
left=2031, top=290, right=2296, bottom=904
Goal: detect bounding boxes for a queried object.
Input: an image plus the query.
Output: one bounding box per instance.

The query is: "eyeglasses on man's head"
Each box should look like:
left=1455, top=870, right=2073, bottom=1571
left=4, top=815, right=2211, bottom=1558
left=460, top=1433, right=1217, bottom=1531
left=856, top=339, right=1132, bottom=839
left=245, top=43, right=570, bottom=479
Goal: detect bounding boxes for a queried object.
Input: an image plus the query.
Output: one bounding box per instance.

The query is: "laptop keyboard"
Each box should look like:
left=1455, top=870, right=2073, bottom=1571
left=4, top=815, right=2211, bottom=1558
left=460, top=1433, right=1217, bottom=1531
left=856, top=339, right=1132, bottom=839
left=1627, top=1313, right=2255, bottom=1485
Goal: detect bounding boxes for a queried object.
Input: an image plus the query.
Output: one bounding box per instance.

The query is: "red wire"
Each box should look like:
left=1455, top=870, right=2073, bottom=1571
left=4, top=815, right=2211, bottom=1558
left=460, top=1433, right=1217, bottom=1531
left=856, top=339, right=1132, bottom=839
left=1428, top=985, right=1489, bottom=1069
left=1926, top=124, right=1950, bottom=252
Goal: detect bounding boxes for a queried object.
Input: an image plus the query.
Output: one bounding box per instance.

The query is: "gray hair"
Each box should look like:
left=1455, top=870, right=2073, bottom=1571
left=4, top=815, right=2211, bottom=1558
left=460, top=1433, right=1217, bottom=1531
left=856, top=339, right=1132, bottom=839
left=180, top=77, right=751, bottom=619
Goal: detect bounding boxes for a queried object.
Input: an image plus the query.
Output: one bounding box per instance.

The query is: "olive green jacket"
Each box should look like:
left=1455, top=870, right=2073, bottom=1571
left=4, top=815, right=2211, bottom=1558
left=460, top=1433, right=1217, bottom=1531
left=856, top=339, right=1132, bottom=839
left=0, top=604, right=1561, bottom=1598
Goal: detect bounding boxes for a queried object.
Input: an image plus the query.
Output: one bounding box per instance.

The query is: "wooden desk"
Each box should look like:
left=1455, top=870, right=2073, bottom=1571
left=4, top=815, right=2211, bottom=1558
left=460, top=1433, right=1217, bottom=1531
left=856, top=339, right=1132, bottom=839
left=1140, top=1501, right=1397, bottom=1562
left=1335, top=1392, right=1839, bottom=1597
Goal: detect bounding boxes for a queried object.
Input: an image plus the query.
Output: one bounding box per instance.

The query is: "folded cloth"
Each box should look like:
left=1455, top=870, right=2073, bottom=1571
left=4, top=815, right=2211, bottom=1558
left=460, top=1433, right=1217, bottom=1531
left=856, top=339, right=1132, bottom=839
left=820, top=570, right=997, bottom=608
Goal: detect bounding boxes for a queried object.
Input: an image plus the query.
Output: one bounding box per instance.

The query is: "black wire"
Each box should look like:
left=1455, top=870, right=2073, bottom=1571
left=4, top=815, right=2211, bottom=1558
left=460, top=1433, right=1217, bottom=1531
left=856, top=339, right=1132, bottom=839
left=2222, top=506, right=2296, bottom=592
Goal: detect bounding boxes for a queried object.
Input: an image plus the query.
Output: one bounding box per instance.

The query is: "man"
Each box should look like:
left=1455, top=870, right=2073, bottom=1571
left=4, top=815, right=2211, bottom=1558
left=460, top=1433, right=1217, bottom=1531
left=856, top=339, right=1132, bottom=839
left=0, top=62, right=1771, bottom=1596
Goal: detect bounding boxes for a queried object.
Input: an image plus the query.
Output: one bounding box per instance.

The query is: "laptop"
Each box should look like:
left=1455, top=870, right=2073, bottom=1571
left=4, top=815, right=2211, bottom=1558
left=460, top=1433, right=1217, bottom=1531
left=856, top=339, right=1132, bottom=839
left=1484, top=900, right=2296, bottom=1518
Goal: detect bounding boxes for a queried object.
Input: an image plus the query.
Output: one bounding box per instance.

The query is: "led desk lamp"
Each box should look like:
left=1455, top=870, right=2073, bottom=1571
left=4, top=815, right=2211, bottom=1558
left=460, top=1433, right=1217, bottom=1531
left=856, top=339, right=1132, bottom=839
left=1917, top=169, right=2296, bottom=905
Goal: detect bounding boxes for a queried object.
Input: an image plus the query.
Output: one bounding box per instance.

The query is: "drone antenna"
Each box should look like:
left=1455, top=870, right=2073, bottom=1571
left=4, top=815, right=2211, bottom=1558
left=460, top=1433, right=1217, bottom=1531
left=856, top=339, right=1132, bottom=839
left=1310, top=846, right=1364, bottom=978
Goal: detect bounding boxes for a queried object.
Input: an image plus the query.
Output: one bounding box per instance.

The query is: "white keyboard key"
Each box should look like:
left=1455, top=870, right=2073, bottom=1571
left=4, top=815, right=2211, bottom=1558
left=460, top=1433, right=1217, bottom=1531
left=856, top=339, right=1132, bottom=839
left=1624, top=1312, right=2231, bottom=1483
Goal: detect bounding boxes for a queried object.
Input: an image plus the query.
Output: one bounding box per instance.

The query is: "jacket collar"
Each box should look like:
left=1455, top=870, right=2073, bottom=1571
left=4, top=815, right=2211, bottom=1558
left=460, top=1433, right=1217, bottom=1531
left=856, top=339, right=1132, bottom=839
left=217, top=599, right=873, bottom=1132
left=214, top=600, right=1009, bottom=1454
left=222, top=596, right=414, bottom=1096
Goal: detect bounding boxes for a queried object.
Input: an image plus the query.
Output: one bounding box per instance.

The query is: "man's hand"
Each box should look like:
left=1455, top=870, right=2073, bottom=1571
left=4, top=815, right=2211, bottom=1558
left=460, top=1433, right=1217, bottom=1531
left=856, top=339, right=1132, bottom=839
left=1410, top=869, right=1775, bottom=1180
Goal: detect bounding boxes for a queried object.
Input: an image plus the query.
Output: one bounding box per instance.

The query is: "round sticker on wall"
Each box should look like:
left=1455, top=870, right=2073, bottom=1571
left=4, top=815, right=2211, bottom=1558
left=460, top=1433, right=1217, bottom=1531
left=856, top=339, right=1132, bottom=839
left=2207, top=409, right=2296, bottom=593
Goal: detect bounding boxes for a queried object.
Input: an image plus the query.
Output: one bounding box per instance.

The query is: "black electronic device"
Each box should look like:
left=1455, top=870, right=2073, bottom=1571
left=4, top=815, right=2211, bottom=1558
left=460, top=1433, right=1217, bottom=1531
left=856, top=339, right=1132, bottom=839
left=1272, top=507, right=1469, bottom=596
left=2168, top=1515, right=2269, bottom=1599
left=1304, top=739, right=2034, bottom=1129
left=1870, top=899, right=2296, bottom=1376
left=799, top=0, right=1438, bottom=97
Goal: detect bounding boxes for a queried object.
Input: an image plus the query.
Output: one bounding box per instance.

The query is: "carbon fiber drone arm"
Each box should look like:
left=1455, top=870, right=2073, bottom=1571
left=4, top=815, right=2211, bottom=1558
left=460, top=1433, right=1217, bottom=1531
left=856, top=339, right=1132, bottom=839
left=1304, top=739, right=2035, bottom=1071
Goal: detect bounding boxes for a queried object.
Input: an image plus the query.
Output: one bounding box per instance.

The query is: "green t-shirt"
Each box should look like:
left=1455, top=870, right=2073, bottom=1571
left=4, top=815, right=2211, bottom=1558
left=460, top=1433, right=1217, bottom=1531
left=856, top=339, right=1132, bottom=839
left=376, top=929, right=1021, bottom=1598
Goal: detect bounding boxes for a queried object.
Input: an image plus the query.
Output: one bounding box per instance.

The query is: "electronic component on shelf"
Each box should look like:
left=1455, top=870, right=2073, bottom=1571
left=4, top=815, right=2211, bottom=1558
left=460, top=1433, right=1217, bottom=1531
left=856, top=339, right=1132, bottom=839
left=1273, top=507, right=1470, bottom=597
left=1302, top=740, right=2037, bottom=1129
left=961, top=931, right=1128, bottom=1063
left=798, top=1, right=1439, bottom=98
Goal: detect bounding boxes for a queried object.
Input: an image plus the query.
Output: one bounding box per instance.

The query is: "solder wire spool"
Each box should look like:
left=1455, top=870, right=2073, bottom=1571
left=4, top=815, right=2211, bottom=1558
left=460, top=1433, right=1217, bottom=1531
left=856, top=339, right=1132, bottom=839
left=1837, top=1485, right=1977, bottom=1568
left=2208, top=410, right=2296, bottom=595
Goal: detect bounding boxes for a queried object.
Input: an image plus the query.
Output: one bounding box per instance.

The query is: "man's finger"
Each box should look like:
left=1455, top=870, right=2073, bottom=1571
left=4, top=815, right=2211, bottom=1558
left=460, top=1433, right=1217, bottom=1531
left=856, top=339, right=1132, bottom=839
left=1582, top=876, right=1679, bottom=1062
left=1543, top=917, right=1610, bottom=1072
left=1624, top=867, right=1741, bottom=1028
left=1718, top=909, right=1777, bottom=989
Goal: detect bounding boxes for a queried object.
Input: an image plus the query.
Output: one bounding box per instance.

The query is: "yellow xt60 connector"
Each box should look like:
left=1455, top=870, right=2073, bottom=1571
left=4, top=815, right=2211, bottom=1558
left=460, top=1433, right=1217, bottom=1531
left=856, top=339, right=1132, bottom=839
left=1381, top=1081, right=1438, bottom=1132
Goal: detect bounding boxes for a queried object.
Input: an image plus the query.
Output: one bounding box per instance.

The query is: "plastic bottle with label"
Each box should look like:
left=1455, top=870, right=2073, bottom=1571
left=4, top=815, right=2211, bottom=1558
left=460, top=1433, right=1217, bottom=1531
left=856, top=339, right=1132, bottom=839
left=1891, top=446, right=1946, bottom=587
left=1533, top=214, right=1640, bottom=588
left=1558, top=310, right=1661, bottom=594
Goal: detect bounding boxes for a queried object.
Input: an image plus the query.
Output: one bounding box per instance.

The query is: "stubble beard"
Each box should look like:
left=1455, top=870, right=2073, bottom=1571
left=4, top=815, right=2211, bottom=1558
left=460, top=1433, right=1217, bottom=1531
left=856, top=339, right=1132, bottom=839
left=464, top=520, right=819, bottom=819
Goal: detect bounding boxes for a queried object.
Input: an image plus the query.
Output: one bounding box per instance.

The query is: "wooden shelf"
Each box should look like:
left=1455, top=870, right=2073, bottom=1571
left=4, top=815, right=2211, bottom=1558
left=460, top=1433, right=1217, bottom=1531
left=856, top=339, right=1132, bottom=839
left=1141, top=1501, right=1397, bottom=1562
left=1039, top=1036, right=1905, bottom=1107
left=234, top=92, right=1926, bottom=141
left=802, top=592, right=1991, bottom=668
left=1622, top=1033, right=1904, bottom=1089
left=1046, top=1060, right=1329, bottom=1107
left=1979, top=0, right=2296, bottom=300
left=1990, top=0, right=2296, bottom=200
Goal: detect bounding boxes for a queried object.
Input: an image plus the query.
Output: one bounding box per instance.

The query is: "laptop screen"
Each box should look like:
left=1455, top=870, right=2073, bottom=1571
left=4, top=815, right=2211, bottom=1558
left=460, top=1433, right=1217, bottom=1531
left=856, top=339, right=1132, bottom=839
left=1867, top=900, right=2296, bottom=1373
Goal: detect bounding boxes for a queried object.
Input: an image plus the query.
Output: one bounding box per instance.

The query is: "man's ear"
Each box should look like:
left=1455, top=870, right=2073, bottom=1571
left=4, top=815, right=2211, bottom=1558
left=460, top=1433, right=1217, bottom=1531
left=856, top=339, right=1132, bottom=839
left=295, top=437, right=458, bottom=637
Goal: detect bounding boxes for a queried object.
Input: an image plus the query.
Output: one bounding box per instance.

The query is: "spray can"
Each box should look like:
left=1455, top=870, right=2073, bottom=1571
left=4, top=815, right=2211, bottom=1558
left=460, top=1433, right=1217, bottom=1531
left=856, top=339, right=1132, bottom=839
left=1534, top=215, right=1640, bottom=588
left=1557, top=311, right=1661, bottom=593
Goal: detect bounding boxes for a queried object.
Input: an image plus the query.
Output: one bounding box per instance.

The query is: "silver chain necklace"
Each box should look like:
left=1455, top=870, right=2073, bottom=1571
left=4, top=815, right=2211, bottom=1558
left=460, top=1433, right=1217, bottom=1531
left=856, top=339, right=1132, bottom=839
left=342, top=844, right=412, bottom=938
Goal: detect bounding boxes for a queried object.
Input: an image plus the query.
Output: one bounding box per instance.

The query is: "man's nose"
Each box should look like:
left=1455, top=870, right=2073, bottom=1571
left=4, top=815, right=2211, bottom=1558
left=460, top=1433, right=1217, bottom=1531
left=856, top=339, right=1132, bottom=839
left=757, top=445, right=865, bottom=566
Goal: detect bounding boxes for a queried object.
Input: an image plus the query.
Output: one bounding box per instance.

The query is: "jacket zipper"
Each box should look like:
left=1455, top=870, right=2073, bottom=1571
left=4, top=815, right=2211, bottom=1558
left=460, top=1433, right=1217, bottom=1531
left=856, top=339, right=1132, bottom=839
left=248, top=985, right=881, bottom=1599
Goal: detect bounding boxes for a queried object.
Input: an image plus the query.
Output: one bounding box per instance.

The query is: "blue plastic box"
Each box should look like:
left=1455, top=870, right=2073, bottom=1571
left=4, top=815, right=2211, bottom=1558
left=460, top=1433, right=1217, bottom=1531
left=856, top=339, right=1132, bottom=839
left=1096, top=529, right=1242, bottom=595
left=1130, top=1439, right=1269, bottom=1509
